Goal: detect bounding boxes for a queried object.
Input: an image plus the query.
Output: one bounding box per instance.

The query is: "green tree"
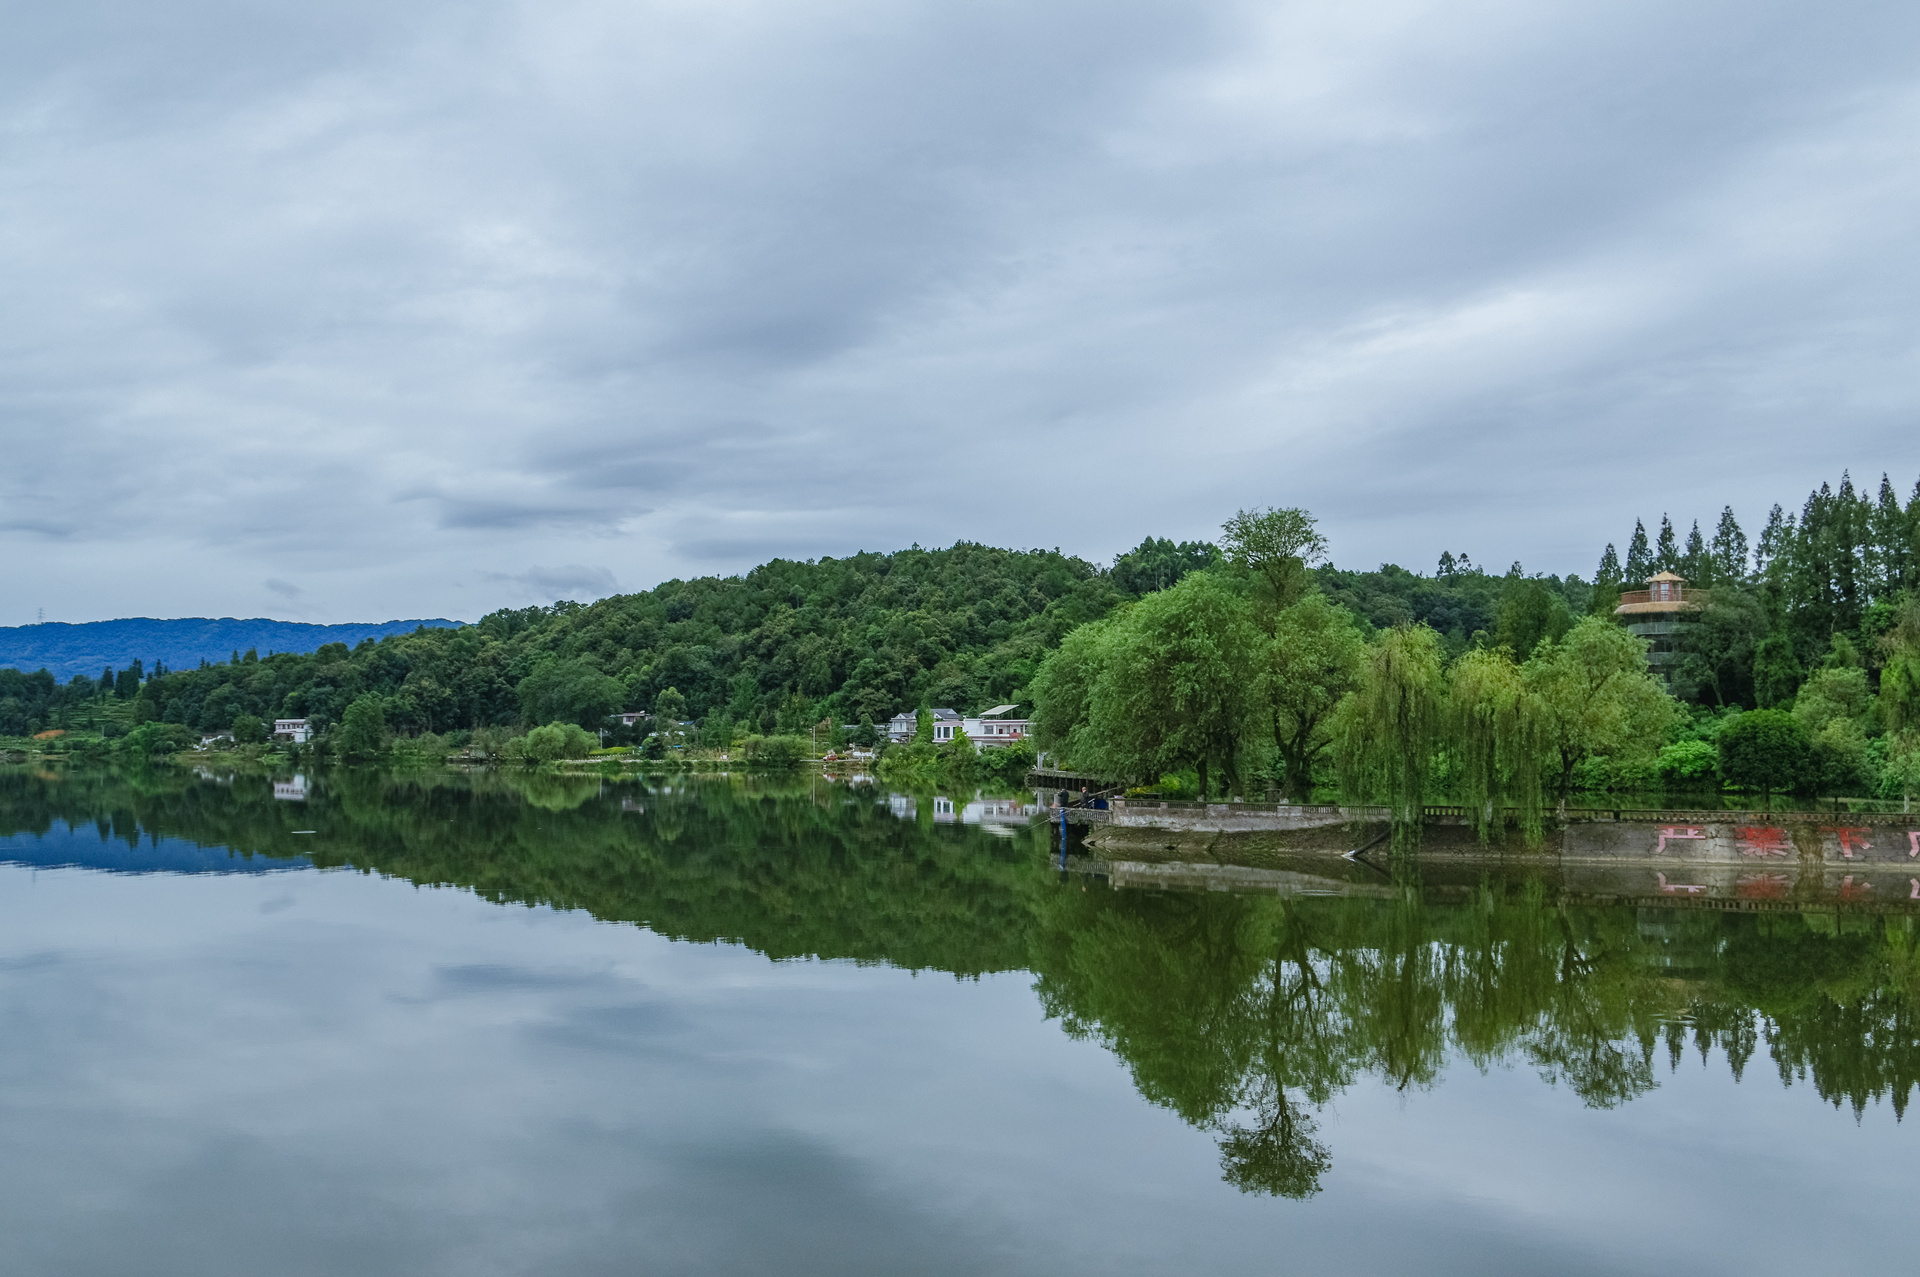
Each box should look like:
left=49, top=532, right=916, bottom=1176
left=1655, top=515, right=1680, bottom=572
left=1447, top=647, right=1550, bottom=843
left=1710, top=506, right=1748, bottom=581
left=1083, top=572, right=1265, bottom=797
left=1752, top=629, right=1802, bottom=708
left=1111, top=537, right=1220, bottom=595
left=1492, top=575, right=1573, bottom=659
left=230, top=713, right=268, bottom=745
left=1333, top=624, right=1445, bottom=842
left=1523, top=617, right=1679, bottom=809
left=1717, top=709, right=1810, bottom=806
left=519, top=720, right=596, bottom=762
left=1880, top=602, right=1920, bottom=808
left=336, top=695, right=389, bottom=762
left=1221, top=507, right=1328, bottom=612
left=517, top=658, right=625, bottom=728
left=1625, top=520, right=1653, bottom=581
left=1261, top=593, right=1366, bottom=800
left=1029, top=617, right=1119, bottom=769
left=1673, top=586, right=1767, bottom=707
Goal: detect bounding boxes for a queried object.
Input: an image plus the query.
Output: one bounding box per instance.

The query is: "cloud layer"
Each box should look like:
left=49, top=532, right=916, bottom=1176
left=3, top=0, right=1917, bottom=621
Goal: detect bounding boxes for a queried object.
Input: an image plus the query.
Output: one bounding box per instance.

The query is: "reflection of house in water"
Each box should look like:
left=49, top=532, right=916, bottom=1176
left=273, top=774, right=308, bottom=802
left=887, top=791, right=1043, bottom=836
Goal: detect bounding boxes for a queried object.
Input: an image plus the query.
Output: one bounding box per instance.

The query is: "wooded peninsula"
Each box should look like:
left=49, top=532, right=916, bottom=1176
left=4, top=470, right=1917, bottom=819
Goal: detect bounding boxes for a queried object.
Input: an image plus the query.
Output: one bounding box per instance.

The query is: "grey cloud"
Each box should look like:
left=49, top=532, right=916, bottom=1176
left=264, top=578, right=301, bottom=599
left=479, top=564, right=619, bottom=602
left=2, top=0, right=1919, bottom=621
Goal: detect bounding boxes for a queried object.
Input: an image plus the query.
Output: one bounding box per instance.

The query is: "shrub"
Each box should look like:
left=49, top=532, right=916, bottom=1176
left=519, top=721, right=596, bottom=762
left=742, top=735, right=809, bottom=768
left=1657, top=739, right=1718, bottom=786
left=1717, top=709, right=1810, bottom=804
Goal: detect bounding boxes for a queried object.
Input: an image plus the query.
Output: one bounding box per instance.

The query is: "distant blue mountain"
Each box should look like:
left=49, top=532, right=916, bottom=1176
left=0, top=616, right=464, bottom=681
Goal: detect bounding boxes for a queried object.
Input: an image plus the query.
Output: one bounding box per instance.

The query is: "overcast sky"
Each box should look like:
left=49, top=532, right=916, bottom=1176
left=3, top=0, right=1917, bottom=624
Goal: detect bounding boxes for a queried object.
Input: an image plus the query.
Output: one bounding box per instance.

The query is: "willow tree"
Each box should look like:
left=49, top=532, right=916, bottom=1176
left=1333, top=624, right=1445, bottom=846
left=1447, top=648, right=1550, bottom=844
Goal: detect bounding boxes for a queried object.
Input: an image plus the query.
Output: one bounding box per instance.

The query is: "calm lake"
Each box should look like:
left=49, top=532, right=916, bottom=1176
left=1, top=766, right=1913, bottom=1276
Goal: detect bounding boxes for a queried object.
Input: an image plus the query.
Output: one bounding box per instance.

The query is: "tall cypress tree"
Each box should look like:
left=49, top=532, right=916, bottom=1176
left=1595, top=544, right=1622, bottom=586
left=1654, top=515, right=1680, bottom=573
left=1834, top=472, right=1864, bottom=630
left=1711, top=506, right=1747, bottom=580
left=1869, top=473, right=1909, bottom=598
left=1755, top=504, right=1790, bottom=576
left=1683, top=520, right=1709, bottom=583
left=1625, top=520, right=1652, bottom=581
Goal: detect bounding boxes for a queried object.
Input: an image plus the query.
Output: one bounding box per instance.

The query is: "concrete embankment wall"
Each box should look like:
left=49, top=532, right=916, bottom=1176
left=1070, top=798, right=1920, bottom=911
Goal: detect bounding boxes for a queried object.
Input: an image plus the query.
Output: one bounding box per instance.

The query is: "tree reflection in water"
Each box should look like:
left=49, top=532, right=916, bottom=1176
left=3, top=766, right=1918, bottom=1200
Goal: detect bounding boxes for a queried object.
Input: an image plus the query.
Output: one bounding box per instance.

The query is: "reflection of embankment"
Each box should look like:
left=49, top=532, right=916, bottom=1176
left=1078, top=802, right=1920, bottom=915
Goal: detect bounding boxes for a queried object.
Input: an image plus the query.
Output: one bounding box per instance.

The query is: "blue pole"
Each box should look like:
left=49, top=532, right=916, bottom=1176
left=1058, top=806, right=1068, bottom=868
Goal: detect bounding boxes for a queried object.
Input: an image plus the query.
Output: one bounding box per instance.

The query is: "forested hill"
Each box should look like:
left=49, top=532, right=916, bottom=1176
left=4, top=467, right=1911, bottom=743
left=1, top=535, right=1583, bottom=740
left=0, top=617, right=461, bottom=682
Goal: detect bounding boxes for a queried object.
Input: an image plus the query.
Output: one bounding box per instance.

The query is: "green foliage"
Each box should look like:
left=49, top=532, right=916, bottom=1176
left=1263, top=593, right=1367, bottom=800
left=1674, top=585, right=1767, bottom=707
left=1333, top=624, right=1446, bottom=837
left=1657, top=739, right=1719, bottom=785
left=1110, top=537, right=1219, bottom=595
left=336, top=694, right=389, bottom=762
left=1717, top=709, right=1811, bottom=802
left=742, top=735, right=809, bottom=768
left=1079, top=572, right=1265, bottom=797
left=518, top=657, right=626, bottom=727
left=1752, top=630, right=1801, bottom=708
left=113, top=721, right=195, bottom=757
left=1221, top=506, right=1327, bottom=611
left=1492, top=575, right=1572, bottom=659
left=230, top=713, right=267, bottom=745
left=1523, top=616, right=1680, bottom=804
left=516, top=721, right=596, bottom=763
left=1028, top=615, right=1119, bottom=767
left=1446, top=647, right=1550, bottom=842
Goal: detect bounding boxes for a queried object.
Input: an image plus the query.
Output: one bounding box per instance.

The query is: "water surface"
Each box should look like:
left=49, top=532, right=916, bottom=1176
left=1, top=767, right=1912, bottom=1275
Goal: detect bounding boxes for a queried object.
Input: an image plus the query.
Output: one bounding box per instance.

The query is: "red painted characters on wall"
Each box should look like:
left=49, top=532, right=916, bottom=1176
left=1654, top=826, right=1706, bottom=855
left=1736, top=826, right=1792, bottom=857
left=1820, top=827, right=1873, bottom=859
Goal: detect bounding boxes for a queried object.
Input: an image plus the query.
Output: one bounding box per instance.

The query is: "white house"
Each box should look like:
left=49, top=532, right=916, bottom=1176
left=884, top=708, right=960, bottom=743
left=960, top=704, right=1030, bottom=749
left=884, top=704, right=1030, bottom=747
left=273, top=719, right=310, bottom=744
